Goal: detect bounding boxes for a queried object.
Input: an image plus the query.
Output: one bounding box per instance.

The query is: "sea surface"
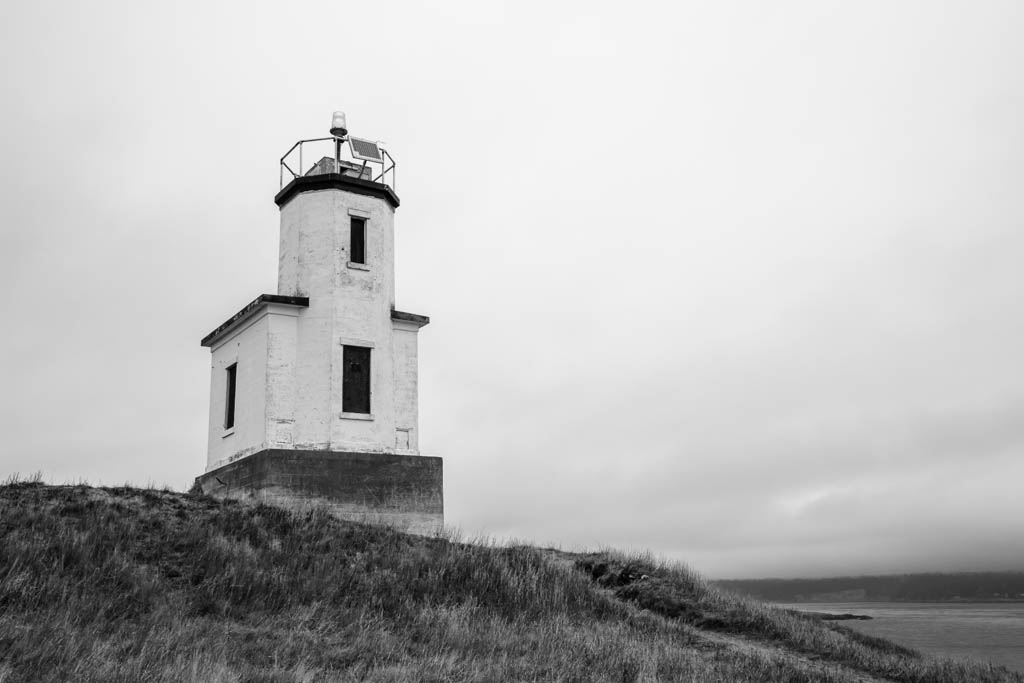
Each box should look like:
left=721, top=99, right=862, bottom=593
left=776, top=601, right=1024, bottom=674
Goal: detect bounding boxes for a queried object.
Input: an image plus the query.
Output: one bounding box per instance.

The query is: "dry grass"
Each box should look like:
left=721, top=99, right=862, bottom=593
left=578, top=552, right=1022, bottom=682
left=0, top=478, right=1020, bottom=682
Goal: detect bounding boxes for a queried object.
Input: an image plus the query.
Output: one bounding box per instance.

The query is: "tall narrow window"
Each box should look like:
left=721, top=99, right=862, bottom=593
left=342, top=345, right=371, bottom=414
left=350, top=216, right=366, bottom=264
left=224, top=363, right=238, bottom=429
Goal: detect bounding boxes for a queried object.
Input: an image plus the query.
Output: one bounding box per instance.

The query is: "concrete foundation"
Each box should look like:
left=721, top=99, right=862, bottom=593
left=194, top=449, right=443, bottom=535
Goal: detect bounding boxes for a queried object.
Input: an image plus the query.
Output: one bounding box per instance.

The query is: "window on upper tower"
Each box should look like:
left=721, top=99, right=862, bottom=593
left=350, top=216, right=366, bottom=265
left=342, top=345, right=371, bottom=414
left=224, top=363, right=238, bottom=430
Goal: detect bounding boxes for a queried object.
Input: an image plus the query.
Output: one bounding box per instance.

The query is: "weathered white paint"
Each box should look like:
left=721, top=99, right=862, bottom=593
left=392, top=320, right=421, bottom=454
left=206, top=303, right=303, bottom=469
left=205, top=181, right=426, bottom=470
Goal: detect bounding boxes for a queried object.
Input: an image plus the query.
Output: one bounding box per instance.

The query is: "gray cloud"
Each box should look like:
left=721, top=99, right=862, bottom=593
left=2, top=0, right=1023, bottom=578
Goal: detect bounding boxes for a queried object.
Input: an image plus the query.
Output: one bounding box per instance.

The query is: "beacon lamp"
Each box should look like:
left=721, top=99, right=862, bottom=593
left=330, top=111, right=348, bottom=138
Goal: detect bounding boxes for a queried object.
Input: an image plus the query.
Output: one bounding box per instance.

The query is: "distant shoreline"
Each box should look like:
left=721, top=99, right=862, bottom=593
left=786, top=610, right=873, bottom=621
left=777, top=599, right=1024, bottom=604
left=717, top=573, right=1024, bottom=604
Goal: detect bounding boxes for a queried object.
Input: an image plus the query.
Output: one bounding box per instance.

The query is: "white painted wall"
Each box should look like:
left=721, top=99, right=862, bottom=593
left=265, top=306, right=300, bottom=448
left=392, top=322, right=420, bottom=453
left=279, top=186, right=410, bottom=456
left=207, top=182, right=426, bottom=469
left=206, top=305, right=303, bottom=470
left=206, top=315, right=268, bottom=469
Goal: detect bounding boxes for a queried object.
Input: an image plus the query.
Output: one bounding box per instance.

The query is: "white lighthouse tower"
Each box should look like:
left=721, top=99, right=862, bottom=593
left=194, top=113, right=442, bottom=533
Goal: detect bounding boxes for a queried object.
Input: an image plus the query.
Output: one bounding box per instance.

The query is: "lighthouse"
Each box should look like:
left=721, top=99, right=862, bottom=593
left=194, top=113, right=443, bottom=533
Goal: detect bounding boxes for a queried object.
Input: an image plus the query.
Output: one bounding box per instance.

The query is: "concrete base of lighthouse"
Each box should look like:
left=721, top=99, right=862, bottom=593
left=193, top=450, right=443, bottom=535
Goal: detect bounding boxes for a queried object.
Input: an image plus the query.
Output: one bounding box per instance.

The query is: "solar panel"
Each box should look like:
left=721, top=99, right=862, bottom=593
left=349, top=137, right=384, bottom=163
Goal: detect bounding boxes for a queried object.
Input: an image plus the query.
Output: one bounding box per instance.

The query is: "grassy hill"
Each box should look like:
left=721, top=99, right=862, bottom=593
left=1, top=479, right=1021, bottom=683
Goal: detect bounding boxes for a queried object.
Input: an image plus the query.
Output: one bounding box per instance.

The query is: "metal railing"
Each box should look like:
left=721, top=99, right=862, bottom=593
left=279, top=137, right=396, bottom=190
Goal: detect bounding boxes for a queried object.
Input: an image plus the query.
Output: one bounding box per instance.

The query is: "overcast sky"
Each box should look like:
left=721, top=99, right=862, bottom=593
left=2, top=0, right=1022, bottom=579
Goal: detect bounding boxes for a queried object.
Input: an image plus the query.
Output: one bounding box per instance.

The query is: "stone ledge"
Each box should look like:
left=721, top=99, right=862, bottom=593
left=391, top=309, right=430, bottom=327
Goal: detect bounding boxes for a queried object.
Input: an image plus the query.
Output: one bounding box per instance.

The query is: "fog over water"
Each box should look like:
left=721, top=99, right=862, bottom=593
left=2, top=1, right=1023, bottom=578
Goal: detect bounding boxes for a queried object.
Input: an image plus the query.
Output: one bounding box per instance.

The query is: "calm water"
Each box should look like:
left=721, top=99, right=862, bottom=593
left=777, top=602, right=1024, bottom=673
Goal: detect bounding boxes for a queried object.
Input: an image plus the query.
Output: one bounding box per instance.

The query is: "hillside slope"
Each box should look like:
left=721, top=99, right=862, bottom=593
left=0, top=481, right=1020, bottom=683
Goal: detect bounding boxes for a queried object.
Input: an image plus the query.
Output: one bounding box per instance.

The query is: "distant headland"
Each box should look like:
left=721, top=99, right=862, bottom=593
left=717, top=573, right=1024, bottom=603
